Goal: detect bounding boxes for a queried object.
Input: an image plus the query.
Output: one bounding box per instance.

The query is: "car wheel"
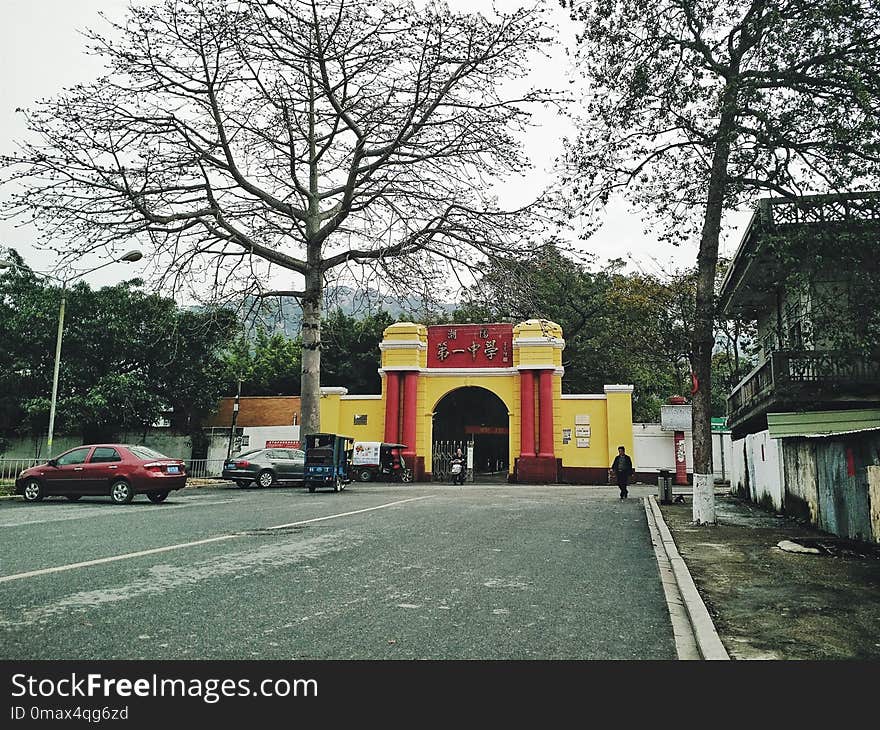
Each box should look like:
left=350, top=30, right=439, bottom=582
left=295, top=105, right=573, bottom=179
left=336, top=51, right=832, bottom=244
left=147, top=491, right=169, bottom=504
left=110, top=479, right=135, bottom=505
left=256, top=470, right=275, bottom=488
left=400, top=469, right=413, bottom=483
left=65, top=495, right=83, bottom=501
left=22, top=479, right=44, bottom=502
left=356, top=468, right=372, bottom=482
left=307, top=483, right=316, bottom=493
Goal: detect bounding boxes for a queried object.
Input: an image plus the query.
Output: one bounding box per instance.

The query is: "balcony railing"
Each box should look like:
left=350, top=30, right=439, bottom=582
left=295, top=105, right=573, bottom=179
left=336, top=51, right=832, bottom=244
left=727, top=350, right=880, bottom=423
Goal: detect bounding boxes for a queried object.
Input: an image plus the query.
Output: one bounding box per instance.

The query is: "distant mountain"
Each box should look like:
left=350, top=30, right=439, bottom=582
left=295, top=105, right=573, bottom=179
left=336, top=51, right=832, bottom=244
left=240, top=286, right=454, bottom=338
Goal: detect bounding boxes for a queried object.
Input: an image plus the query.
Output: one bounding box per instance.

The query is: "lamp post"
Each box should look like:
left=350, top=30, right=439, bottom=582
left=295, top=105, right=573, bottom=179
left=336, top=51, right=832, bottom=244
left=0, top=250, right=143, bottom=452
left=226, top=377, right=243, bottom=460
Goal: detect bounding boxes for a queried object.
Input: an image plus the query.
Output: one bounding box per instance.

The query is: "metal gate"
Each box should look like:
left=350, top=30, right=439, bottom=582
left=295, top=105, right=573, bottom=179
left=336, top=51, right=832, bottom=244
left=432, top=439, right=473, bottom=482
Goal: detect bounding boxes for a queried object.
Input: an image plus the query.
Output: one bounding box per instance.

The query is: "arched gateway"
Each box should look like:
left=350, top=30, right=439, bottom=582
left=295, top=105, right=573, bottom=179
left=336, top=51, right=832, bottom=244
left=432, top=386, right=511, bottom=481
left=317, top=320, right=634, bottom=483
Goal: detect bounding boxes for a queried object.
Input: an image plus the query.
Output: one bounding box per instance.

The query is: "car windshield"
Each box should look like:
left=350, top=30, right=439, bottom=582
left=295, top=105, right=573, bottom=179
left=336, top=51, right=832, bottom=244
left=128, top=445, right=170, bottom=460
left=234, top=450, right=262, bottom=459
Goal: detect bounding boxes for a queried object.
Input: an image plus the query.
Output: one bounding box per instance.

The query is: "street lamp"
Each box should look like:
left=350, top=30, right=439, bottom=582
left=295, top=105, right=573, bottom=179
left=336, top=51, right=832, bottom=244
left=0, top=250, right=144, bottom=452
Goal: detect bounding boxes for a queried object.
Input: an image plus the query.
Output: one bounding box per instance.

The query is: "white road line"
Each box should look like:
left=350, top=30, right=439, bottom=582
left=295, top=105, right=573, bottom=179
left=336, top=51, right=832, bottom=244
left=0, top=498, right=243, bottom=528
left=266, top=496, right=432, bottom=530
left=0, top=496, right=433, bottom=584
left=0, top=535, right=237, bottom=584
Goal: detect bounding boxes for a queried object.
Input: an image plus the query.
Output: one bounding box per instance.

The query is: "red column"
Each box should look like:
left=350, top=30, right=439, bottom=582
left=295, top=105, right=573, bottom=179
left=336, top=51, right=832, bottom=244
left=674, top=430, right=688, bottom=485
left=538, top=369, right=554, bottom=458
left=520, top=370, right=536, bottom=457
left=384, top=372, right=400, bottom=443
left=402, top=371, right=418, bottom=456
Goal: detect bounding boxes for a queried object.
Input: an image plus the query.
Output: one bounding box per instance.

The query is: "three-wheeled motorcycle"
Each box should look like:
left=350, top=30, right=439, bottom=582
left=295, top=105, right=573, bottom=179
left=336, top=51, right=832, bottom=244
left=303, top=433, right=355, bottom=493
left=351, top=442, right=413, bottom=483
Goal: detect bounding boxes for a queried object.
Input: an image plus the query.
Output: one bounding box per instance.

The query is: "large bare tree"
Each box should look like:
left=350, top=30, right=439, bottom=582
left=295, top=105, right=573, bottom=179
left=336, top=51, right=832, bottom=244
left=2, top=0, right=555, bottom=436
left=562, top=0, right=880, bottom=522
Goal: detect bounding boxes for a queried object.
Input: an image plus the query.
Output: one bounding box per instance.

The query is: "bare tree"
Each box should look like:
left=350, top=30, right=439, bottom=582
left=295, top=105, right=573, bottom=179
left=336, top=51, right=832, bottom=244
left=562, top=0, right=880, bottom=522
left=2, top=0, right=556, bottom=435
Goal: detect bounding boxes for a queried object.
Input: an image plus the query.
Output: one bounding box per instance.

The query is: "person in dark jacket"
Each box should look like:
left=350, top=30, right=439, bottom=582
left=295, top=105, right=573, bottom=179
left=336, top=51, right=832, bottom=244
left=610, top=446, right=634, bottom=499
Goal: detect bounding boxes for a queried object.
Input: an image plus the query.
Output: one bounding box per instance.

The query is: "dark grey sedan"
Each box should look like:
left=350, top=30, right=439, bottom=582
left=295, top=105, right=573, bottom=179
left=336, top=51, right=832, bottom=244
left=222, top=448, right=305, bottom=488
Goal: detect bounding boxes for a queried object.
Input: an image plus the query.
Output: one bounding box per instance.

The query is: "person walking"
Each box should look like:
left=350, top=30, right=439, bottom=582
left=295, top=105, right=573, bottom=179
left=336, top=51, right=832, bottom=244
left=450, top=447, right=466, bottom=485
left=610, top=446, right=634, bottom=499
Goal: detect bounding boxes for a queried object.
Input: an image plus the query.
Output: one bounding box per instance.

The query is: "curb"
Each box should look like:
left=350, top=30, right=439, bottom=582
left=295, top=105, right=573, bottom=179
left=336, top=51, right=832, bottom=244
left=643, top=497, right=700, bottom=660
left=645, top=495, right=730, bottom=660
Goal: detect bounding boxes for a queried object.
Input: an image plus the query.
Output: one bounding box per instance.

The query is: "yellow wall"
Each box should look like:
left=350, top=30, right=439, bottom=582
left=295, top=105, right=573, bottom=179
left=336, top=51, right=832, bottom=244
left=557, top=398, right=610, bottom=467
left=337, top=398, right=386, bottom=442
left=318, top=391, right=342, bottom=435
left=605, top=387, right=635, bottom=461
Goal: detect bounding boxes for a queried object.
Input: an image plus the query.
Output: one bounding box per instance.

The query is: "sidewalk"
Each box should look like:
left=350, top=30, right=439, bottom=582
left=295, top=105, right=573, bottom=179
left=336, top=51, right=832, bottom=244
left=656, top=491, right=880, bottom=660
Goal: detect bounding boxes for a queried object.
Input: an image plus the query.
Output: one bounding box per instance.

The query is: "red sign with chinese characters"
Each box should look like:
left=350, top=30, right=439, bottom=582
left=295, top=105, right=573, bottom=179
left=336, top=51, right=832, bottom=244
left=427, top=323, right=513, bottom=368
left=266, top=440, right=301, bottom=449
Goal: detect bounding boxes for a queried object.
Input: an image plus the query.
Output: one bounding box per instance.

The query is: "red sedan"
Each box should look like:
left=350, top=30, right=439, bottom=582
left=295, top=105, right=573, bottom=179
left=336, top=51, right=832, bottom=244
left=15, top=444, right=187, bottom=504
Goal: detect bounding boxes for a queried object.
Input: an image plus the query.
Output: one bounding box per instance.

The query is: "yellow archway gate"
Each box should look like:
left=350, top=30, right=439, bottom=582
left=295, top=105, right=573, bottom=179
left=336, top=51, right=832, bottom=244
left=319, top=320, right=634, bottom=483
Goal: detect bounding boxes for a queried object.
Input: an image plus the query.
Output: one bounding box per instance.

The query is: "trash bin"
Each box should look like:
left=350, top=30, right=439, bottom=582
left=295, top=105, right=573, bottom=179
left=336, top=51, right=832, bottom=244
left=658, top=469, right=673, bottom=504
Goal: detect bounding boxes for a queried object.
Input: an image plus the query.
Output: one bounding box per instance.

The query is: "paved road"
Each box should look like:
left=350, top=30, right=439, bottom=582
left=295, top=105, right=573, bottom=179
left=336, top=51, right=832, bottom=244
left=0, top=484, right=676, bottom=660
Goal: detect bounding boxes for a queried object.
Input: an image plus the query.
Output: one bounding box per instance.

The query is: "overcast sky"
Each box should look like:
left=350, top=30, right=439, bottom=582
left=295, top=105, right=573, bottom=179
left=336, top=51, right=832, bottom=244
left=0, top=0, right=750, bottom=292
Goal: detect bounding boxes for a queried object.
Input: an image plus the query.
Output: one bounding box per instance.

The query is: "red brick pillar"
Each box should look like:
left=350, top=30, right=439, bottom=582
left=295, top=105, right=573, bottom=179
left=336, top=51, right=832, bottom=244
left=674, top=430, right=688, bottom=485
left=519, top=370, right=536, bottom=457
left=384, top=372, right=400, bottom=443
left=402, top=371, right=418, bottom=457
left=538, top=369, right=554, bottom=458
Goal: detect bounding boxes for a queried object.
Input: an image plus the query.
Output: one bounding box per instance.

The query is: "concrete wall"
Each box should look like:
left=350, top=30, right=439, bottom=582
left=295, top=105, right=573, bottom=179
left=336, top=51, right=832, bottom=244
left=631, top=424, right=731, bottom=482
left=730, top=430, right=785, bottom=510
left=632, top=423, right=692, bottom=473
left=0, top=430, right=194, bottom=461
left=734, top=432, right=880, bottom=542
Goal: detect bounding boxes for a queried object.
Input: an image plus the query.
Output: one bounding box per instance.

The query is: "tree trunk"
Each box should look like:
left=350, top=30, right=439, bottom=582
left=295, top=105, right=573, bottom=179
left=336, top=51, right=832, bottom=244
left=300, top=67, right=322, bottom=441
left=691, top=89, right=738, bottom=525
left=300, top=264, right=322, bottom=439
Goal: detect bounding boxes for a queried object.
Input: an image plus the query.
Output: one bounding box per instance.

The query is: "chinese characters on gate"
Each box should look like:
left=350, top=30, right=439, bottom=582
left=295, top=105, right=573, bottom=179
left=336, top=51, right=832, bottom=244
left=427, top=324, right=513, bottom=369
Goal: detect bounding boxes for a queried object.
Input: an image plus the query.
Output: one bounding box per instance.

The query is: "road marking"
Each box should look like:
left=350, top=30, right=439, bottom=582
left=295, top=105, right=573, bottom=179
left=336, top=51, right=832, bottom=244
left=0, top=495, right=432, bottom=584
left=266, top=496, right=432, bottom=530
left=0, top=498, right=243, bottom=528
left=0, top=535, right=237, bottom=584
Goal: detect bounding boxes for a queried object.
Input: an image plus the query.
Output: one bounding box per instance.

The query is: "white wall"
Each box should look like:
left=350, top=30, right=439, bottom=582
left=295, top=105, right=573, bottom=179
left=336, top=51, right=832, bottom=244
left=632, top=424, right=731, bottom=482
left=239, top=426, right=301, bottom=453
left=632, top=423, right=692, bottom=471
left=730, top=430, right=785, bottom=511
left=205, top=425, right=301, bottom=461
left=731, top=435, right=747, bottom=496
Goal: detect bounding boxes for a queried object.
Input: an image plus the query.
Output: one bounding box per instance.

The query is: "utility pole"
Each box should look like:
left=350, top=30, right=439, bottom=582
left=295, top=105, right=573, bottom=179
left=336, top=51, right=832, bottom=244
left=226, top=378, right=242, bottom=460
